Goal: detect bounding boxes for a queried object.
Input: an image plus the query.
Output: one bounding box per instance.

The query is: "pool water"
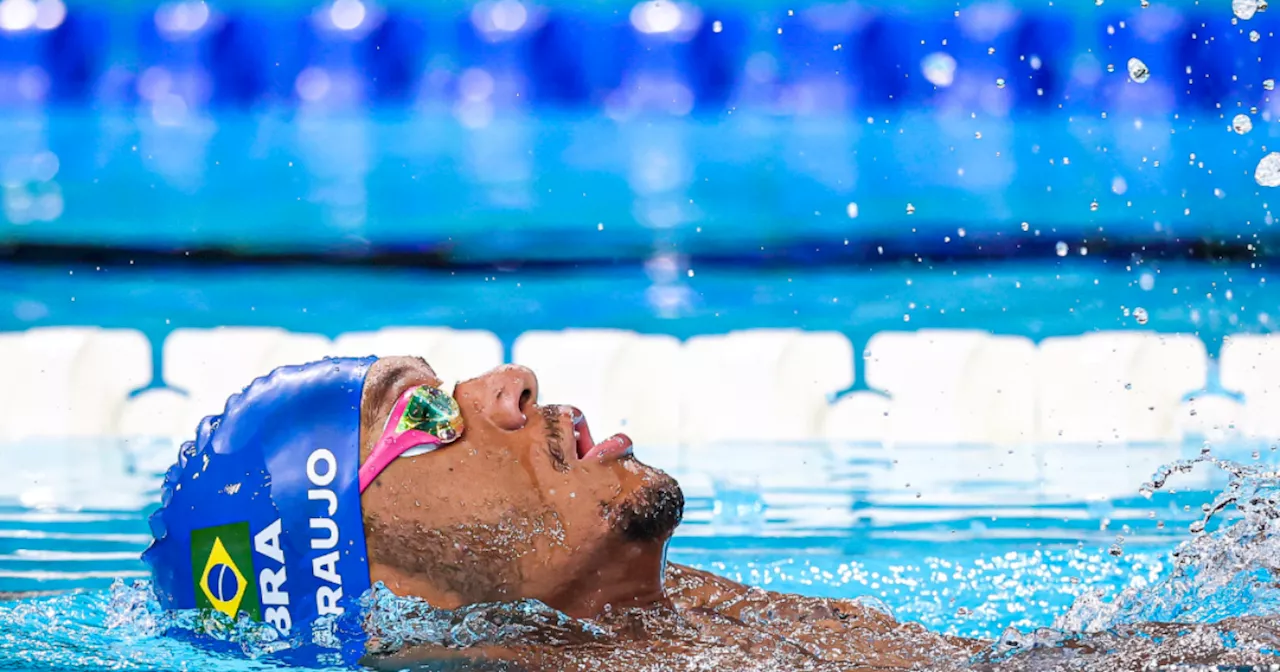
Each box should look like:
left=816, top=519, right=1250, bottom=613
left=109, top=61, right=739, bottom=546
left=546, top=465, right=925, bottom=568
left=3, top=431, right=1279, bottom=669
left=3, top=261, right=1280, bottom=667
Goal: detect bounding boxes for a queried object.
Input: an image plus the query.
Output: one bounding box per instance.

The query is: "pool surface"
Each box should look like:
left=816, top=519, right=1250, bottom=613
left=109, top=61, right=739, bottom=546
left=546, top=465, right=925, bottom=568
left=3, top=430, right=1279, bottom=670
left=4, top=262, right=1280, bottom=667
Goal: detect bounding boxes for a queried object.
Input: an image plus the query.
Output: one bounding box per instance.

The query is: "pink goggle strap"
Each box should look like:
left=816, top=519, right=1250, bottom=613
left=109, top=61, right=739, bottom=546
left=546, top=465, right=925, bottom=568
left=358, top=384, right=463, bottom=493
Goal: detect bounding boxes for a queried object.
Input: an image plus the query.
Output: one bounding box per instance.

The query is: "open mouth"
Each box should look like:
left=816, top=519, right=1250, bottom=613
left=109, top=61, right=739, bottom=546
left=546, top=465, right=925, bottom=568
left=571, top=407, right=634, bottom=461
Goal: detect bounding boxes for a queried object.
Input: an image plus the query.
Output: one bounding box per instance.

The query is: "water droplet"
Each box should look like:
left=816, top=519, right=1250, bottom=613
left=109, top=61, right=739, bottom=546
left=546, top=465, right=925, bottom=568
left=1107, top=63, right=1116, bottom=73
left=1140, top=0, right=1149, bottom=6
left=1233, top=114, right=1254, bottom=134
left=987, top=47, right=996, bottom=55
left=1020, top=221, right=1030, bottom=231
left=995, top=77, right=1006, bottom=89
left=1265, top=78, right=1276, bottom=91
left=1134, top=307, right=1149, bottom=324
left=1090, top=200, right=1100, bottom=212
left=1127, top=58, right=1150, bottom=83
left=975, top=131, right=983, bottom=139
left=905, top=203, right=916, bottom=215
left=1055, top=241, right=1068, bottom=257
left=1255, top=152, right=1280, bottom=187
left=1125, top=382, right=1134, bottom=390
left=1236, top=0, right=1260, bottom=20
left=1251, top=30, right=1262, bottom=41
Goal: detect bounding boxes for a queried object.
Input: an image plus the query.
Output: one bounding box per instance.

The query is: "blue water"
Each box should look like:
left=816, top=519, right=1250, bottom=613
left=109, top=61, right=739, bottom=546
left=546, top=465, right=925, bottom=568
left=2, top=110, right=1276, bottom=260
left=3, top=256, right=1280, bottom=666
left=0, top=436, right=1260, bottom=616
left=3, top=436, right=1278, bottom=670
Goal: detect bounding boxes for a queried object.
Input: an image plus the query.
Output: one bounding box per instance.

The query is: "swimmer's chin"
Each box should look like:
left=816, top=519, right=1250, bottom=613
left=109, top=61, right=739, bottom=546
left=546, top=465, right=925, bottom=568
left=613, top=471, right=684, bottom=544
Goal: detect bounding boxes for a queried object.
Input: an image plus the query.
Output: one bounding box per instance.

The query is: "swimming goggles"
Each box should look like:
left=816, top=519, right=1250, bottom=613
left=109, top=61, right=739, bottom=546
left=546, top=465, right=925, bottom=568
left=358, top=384, right=464, bottom=493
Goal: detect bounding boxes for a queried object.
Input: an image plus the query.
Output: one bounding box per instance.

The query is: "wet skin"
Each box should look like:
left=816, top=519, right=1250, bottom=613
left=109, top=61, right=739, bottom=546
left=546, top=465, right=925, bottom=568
left=357, top=357, right=985, bottom=670
left=359, top=356, right=677, bottom=618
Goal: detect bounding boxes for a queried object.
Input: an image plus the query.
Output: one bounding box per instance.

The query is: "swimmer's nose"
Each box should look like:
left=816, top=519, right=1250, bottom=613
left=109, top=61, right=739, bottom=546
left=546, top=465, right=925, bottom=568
left=483, top=364, right=538, bottom=431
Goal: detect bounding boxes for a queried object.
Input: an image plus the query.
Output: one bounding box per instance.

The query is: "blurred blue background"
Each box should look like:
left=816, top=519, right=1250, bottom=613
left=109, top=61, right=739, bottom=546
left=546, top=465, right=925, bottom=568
left=0, top=0, right=1274, bottom=263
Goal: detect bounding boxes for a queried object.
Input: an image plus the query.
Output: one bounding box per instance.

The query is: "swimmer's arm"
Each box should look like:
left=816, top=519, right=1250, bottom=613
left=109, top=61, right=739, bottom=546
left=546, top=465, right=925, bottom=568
left=664, top=563, right=987, bottom=653
left=664, top=563, right=897, bottom=627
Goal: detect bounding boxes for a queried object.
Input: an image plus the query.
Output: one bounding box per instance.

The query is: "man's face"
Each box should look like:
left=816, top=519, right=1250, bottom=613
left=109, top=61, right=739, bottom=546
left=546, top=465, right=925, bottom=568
left=357, top=356, right=683, bottom=616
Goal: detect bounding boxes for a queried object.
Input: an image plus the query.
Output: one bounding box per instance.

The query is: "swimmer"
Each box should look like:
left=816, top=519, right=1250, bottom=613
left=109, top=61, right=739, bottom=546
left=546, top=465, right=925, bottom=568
left=144, top=356, right=984, bottom=670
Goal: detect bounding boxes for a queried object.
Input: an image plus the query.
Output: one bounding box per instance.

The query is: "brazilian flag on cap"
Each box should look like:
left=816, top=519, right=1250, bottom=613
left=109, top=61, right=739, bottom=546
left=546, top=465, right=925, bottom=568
left=190, top=522, right=261, bottom=621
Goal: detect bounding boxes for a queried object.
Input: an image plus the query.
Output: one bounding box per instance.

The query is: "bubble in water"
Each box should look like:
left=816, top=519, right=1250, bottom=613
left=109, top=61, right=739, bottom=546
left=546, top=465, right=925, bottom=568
left=1140, top=0, right=1149, bottom=6
left=1055, top=241, right=1068, bottom=257
left=1127, top=58, right=1150, bottom=83
left=975, top=131, right=983, bottom=139
left=1255, top=152, right=1280, bottom=187
left=1090, top=200, right=1100, bottom=212
left=1236, top=0, right=1260, bottom=20
left=1107, top=63, right=1116, bottom=73
left=1265, top=78, right=1276, bottom=91
left=1251, top=30, right=1262, bottom=41
left=1021, top=221, right=1030, bottom=231
left=996, top=77, right=1006, bottom=88
left=1233, top=114, right=1254, bottom=134
left=1134, top=307, right=1149, bottom=324
left=905, top=203, right=916, bottom=215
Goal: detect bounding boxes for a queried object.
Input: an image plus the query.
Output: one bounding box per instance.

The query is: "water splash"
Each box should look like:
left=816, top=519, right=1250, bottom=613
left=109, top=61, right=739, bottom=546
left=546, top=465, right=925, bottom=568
left=0, top=579, right=612, bottom=670
left=361, top=582, right=608, bottom=654
left=1050, top=454, right=1280, bottom=635
left=960, top=454, right=1280, bottom=669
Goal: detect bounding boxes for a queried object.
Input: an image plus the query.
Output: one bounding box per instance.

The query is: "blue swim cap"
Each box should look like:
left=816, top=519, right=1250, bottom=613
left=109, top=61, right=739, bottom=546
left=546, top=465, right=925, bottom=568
left=142, top=356, right=377, bottom=665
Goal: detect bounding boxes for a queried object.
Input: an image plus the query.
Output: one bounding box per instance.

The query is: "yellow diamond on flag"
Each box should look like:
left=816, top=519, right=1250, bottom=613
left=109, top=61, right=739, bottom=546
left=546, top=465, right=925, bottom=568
left=198, top=537, right=248, bottom=618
